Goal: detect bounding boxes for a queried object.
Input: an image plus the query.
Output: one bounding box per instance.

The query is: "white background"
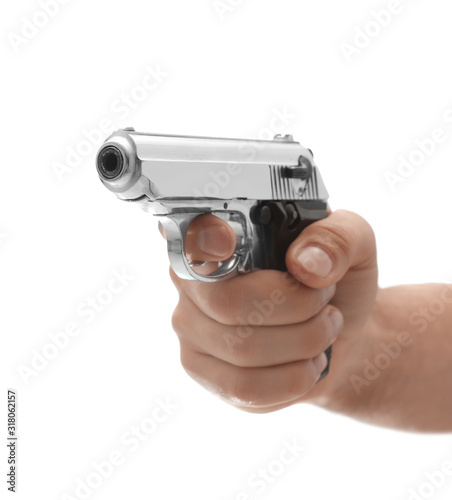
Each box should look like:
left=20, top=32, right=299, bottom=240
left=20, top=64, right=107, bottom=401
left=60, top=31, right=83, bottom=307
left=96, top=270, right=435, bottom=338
left=2, top=1, right=452, bottom=499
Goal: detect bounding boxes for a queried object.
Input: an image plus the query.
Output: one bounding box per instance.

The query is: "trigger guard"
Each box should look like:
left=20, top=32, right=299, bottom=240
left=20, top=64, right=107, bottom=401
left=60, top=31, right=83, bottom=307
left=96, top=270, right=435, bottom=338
left=159, top=214, right=242, bottom=282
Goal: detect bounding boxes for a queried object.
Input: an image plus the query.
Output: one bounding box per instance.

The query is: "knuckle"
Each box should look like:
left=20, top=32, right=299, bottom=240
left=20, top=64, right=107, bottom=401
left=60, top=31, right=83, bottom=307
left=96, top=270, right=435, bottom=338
left=304, top=212, right=365, bottom=262
left=318, top=309, right=336, bottom=348
left=335, top=209, right=376, bottom=250
left=320, top=223, right=356, bottom=259
left=171, top=304, right=187, bottom=336
left=179, top=347, right=198, bottom=376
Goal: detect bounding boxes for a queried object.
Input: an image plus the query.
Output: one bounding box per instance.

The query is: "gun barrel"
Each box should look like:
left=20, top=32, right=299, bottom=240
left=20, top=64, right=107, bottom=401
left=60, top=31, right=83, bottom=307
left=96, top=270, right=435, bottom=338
left=97, top=145, right=124, bottom=180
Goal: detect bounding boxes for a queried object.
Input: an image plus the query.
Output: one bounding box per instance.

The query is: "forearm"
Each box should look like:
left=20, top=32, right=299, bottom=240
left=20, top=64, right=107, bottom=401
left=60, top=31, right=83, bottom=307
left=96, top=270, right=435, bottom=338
left=320, top=284, right=452, bottom=432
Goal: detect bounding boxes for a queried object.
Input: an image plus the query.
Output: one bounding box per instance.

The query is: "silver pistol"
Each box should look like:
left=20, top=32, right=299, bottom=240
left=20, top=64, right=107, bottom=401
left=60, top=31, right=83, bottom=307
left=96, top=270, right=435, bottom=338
left=96, top=128, right=331, bottom=379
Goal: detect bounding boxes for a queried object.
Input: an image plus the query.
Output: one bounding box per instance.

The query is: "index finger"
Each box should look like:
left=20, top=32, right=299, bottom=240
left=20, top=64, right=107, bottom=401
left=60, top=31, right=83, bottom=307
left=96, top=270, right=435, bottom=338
left=159, top=214, right=236, bottom=263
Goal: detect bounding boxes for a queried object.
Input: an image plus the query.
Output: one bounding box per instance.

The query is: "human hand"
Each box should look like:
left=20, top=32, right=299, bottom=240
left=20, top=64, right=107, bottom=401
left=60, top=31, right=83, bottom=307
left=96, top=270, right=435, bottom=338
left=163, top=210, right=378, bottom=413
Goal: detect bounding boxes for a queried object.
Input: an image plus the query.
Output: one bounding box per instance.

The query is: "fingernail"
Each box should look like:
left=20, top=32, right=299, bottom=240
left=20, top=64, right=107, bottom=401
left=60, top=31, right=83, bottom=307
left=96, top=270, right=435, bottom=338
left=323, top=284, right=336, bottom=303
left=198, top=225, right=231, bottom=257
left=297, top=246, right=333, bottom=278
left=312, top=352, right=328, bottom=375
left=327, top=309, right=343, bottom=341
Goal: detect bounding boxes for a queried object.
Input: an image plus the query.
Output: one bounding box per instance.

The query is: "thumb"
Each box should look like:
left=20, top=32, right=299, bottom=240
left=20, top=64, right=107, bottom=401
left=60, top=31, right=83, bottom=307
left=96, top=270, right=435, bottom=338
left=286, top=210, right=378, bottom=332
left=286, top=209, right=377, bottom=288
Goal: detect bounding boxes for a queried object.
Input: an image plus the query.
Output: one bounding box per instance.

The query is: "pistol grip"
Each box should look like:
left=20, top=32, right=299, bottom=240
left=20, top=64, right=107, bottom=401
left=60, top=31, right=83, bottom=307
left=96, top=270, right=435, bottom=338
left=251, top=200, right=332, bottom=382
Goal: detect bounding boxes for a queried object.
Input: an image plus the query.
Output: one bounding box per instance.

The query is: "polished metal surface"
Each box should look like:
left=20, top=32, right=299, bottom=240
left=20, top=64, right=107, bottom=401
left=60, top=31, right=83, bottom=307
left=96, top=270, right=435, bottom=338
left=96, top=129, right=329, bottom=282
